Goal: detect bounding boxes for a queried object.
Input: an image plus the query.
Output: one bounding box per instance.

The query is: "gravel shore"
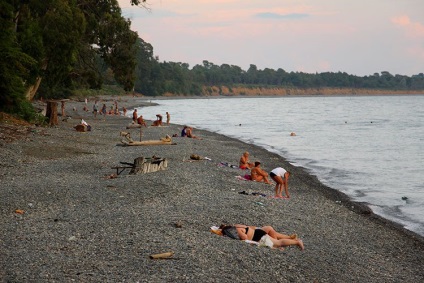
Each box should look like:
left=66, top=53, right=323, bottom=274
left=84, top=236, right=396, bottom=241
left=1, top=96, right=423, bottom=282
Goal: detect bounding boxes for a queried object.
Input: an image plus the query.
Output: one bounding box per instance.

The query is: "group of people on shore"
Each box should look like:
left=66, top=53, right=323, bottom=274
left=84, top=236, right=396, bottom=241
left=97, top=102, right=296, bottom=251
left=213, top=152, right=300, bottom=251
left=132, top=110, right=171, bottom=127
left=91, top=99, right=122, bottom=118
left=239, top=151, right=291, bottom=199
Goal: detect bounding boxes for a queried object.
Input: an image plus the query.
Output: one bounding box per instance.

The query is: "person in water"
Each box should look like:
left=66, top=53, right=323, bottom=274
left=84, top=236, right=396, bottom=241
left=250, top=161, right=271, bottom=184
left=269, top=167, right=291, bottom=199
left=239, top=151, right=254, bottom=169
left=219, top=224, right=303, bottom=250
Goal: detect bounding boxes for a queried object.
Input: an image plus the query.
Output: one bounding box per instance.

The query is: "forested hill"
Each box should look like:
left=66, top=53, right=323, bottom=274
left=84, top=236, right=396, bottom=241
left=134, top=39, right=424, bottom=96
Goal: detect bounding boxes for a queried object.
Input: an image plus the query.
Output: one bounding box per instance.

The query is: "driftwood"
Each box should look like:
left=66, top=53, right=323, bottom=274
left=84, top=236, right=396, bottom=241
left=121, top=134, right=174, bottom=146
left=149, top=252, right=174, bottom=259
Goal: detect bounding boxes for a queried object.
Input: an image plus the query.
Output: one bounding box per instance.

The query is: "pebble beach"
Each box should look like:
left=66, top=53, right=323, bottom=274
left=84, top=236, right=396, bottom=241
left=1, top=96, right=423, bottom=282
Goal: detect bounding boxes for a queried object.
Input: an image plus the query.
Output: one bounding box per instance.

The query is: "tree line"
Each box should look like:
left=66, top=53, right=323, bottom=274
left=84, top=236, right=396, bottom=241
left=134, top=38, right=424, bottom=96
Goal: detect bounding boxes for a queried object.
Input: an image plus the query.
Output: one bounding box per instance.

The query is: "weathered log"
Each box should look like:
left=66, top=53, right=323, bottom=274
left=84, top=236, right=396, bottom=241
left=149, top=251, right=174, bottom=259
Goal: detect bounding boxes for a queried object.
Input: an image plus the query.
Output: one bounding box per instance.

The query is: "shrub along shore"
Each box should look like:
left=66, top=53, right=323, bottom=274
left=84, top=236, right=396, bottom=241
left=1, top=96, right=423, bottom=282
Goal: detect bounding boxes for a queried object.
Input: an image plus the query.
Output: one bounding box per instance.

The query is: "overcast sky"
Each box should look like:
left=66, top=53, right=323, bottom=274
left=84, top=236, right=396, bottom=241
left=118, top=0, right=424, bottom=76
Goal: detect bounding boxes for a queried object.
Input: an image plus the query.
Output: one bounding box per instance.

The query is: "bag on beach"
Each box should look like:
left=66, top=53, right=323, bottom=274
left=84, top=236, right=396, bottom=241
left=222, top=226, right=240, bottom=240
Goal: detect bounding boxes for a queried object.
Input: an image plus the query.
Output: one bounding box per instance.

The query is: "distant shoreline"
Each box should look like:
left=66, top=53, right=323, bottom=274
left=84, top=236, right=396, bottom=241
left=157, top=86, right=424, bottom=97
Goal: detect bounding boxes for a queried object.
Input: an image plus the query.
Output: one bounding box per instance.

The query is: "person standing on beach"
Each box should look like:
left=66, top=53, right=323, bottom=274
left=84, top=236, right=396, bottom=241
left=166, top=112, right=170, bottom=125
left=269, top=167, right=291, bottom=198
left=93, top=101, right=98, bottom=118
left=132, top=109, right=138, bottom=122
left=101, top=104, right=107, bottom=116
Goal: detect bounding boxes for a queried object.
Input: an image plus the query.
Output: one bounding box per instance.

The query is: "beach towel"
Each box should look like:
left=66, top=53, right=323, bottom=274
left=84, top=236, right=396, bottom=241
left=218, top=162, right=238, bottom=168
left=235, top=174, right=252, bottom=181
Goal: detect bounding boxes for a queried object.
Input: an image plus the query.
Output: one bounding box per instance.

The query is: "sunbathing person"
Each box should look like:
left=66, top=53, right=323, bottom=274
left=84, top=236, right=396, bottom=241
left=239, top=151, right=254, bottom=169
left=219, top=224, right=303, bottom=251
left=251, top=161, right=271, bottom=184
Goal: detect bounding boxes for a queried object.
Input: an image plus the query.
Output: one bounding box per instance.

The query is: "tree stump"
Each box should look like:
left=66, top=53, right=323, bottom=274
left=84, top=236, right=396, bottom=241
left=130, top=157, right=168, bottom=174
left=46, top=101, right=58, bottom=126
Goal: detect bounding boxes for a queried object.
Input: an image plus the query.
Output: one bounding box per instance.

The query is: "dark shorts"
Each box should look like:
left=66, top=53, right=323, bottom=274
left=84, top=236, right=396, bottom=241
left=252, top=229, right=267, bottom=242
left=270, top=172, right=276, bottom=178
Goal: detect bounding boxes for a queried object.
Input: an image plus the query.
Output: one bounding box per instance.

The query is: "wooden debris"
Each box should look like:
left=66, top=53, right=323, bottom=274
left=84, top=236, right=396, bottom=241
left=149, top=251, right=174, bottom=259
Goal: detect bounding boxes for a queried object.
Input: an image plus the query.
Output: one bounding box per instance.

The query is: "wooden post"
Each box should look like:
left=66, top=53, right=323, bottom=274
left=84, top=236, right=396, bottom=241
left=46, top=101, right=58, bottom=126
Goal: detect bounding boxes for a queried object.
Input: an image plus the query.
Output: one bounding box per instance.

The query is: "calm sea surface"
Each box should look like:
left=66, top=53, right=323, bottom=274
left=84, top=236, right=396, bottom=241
left=133, top=95, right=424, bottom=236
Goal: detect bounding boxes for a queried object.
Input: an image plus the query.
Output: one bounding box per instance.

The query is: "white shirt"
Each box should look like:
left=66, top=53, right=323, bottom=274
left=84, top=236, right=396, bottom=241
left=271, top=167, right=287, bottom=177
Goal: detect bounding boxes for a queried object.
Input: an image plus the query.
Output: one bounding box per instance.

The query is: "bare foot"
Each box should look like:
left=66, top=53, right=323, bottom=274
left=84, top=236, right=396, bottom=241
left=298, top=239, right=304, bottom=251
left=290, top=234, right=298, bottom=239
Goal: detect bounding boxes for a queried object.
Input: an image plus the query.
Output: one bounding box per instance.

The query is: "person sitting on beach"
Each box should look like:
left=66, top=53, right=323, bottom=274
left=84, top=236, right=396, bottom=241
left=181, top=126, right=188, bottom=137
left=251, top=161, right=271, bottom=184
left=123, top=107, right=127, bottom=116
left=137, top=115, right=147, bottom=127
left=239, top=151, right=254, bottom=169
left=218, top=224, right=303, bottom=251
left=186, top=127, right=202, bottom=140
left=269, top=167, right=291, bottom=199
left=152, top=114, right=163, bottom=126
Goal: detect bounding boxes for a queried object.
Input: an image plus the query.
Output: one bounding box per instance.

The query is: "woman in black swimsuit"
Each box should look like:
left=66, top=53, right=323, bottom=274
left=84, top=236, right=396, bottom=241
left=219, top=224, right=304, bottom=250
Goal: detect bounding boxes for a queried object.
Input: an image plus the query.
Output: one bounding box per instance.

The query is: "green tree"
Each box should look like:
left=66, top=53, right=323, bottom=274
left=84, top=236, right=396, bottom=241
left=0, top=1, right=37, bottom=118
left=1, top=0, right=147, bottom=118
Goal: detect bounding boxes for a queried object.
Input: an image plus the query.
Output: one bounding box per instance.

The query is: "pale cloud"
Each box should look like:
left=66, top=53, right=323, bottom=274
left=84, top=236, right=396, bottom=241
left=118, top=0, right=424, bottom=76
left=392, top=15, right=424, bottom=38
left=254, top=12, right=309, bottom=20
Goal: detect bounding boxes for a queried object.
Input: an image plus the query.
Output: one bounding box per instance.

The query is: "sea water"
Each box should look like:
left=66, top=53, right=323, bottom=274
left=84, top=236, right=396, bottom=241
left=133, top=95, right=424, bottom=237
